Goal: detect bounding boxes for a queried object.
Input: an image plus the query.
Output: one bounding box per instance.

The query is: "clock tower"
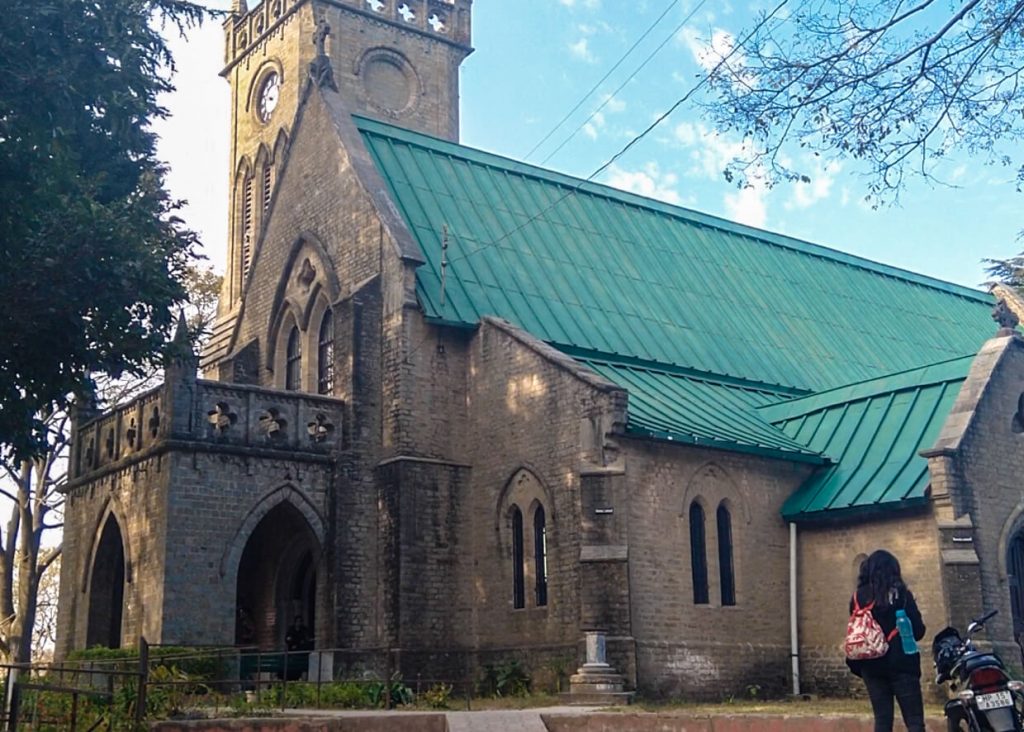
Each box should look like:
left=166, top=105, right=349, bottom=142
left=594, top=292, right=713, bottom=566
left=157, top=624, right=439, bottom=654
left=209, top=0, right=473, bottom=347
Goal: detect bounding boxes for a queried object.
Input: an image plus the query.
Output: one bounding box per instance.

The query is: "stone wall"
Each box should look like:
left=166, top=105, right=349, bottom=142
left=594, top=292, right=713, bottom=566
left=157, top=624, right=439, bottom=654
left=796, top=510, right=943, bottom=697
left=623, top=440, right=813, bottom=699
left=57, top=372, right=344, bottom=656
left=451, top=318, right=628, bottom=684
left=926, top=334, right=1024, bottom=670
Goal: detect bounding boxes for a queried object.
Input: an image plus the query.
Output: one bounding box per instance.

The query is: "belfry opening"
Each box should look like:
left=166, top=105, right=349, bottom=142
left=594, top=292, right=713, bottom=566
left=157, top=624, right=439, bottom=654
left=86, top=515, right=126, bottom=649
left=234, top=501, right=319, bottom=650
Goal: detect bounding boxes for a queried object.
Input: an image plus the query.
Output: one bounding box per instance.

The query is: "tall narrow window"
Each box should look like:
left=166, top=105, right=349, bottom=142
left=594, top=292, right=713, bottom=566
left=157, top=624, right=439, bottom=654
left=534, top=505, right=548, bottom=607
left=285, top=326, right=302, bottom=391
left=317, top=310, right=335, bottom=395
left=511, top=506, right=525, bottom=609
left=262, top=163, right=272, bottom=213
left=242, top=175, right=254, bottom=278
left=689, top=501, right=708, bottom=605
left=717, top=504, right=735, bottom=606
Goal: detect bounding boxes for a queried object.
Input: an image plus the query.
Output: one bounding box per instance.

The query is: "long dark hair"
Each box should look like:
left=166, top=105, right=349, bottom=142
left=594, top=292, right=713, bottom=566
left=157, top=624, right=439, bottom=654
left=856, top=550, right=906, bottom=608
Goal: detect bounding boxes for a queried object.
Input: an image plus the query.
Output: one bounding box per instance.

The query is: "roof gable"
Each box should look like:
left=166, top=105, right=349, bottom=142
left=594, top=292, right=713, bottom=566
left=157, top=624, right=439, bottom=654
left=761, top=355, right=974, bottom=521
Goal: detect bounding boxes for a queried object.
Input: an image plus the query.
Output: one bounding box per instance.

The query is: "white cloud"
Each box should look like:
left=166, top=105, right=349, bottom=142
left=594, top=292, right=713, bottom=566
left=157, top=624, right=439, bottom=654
left=601, top=93, right=626, bottom=114
left=670, top=121, right=770, bottom=226
left=786, top=160, right=841, bottom=210
left=559, top=0, right=600, bottom=7
left=605, top=162, right=683, bottom=205
left=678, top=26, right=736, bottom=73
left=568, top=38, right=595, bottom=62
left=725, top=185, right=767, bottom=227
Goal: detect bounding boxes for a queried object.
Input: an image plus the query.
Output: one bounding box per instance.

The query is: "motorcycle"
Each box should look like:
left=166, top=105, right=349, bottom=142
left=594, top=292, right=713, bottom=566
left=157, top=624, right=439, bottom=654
left=933, top=609, right=1024, bottom=731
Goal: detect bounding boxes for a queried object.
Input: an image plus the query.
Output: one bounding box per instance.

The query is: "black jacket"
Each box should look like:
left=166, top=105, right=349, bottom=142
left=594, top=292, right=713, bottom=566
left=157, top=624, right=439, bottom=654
left=846, top=586, right=926, bottom=677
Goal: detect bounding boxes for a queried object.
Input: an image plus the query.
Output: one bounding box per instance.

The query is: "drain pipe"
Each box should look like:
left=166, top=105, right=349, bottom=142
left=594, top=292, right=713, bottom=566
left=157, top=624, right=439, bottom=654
left=789, top=521, right=801, bottom=696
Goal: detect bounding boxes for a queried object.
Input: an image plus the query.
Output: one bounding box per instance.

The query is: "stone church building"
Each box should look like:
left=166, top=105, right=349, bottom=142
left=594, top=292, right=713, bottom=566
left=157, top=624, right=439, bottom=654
left=56, top=0, right=1024, bottom=698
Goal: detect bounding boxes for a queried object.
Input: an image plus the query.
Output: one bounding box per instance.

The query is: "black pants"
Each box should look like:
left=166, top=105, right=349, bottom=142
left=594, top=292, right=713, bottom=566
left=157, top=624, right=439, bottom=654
left=862, top=670, right=925, bottom=732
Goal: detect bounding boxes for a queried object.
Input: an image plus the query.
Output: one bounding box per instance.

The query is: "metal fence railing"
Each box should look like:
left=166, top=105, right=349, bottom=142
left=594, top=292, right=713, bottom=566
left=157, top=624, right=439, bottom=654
left=0, top=639, right=548, bottom=730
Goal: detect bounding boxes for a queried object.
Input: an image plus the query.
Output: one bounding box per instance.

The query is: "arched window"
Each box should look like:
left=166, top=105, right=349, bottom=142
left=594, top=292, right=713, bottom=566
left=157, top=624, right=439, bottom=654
left=717, top=503, right=735, bottom=606
left=285, top=326, right=302, bottom=391
left=689, top=501, right=708, bottom=605
left=242, top=174, right=254, bottom=279
left=262, top=162, right=273, bottom=213
left=534, top=505, right=548, bottom=607
left=317, top=310, right=335, bottom=395
left=511, top=506, right=525, bottom=609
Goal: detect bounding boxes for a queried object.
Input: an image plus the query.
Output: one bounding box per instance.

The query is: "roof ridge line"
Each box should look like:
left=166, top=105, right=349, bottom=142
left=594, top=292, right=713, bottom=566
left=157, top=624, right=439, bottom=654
left=353, top=114, right=992, bottom=304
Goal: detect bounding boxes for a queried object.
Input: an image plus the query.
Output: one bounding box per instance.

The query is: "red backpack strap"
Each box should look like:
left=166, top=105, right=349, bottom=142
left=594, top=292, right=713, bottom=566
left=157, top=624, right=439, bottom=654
left=886, top=628, right=899, bottom=642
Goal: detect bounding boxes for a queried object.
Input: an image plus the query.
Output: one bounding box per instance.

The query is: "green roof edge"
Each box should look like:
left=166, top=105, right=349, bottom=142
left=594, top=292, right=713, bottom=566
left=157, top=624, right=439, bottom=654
left=759, top=353, right=976, bottom=423
left=783, top=496, right=931, bottom=524
left=354, top=115, right=992, bottom=305
left=625, top=427, right=827, bottom=465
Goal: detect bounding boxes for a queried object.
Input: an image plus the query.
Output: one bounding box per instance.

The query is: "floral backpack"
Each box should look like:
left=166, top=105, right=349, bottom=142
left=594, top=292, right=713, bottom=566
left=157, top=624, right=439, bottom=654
left=844, top=593, right=898, bottom=660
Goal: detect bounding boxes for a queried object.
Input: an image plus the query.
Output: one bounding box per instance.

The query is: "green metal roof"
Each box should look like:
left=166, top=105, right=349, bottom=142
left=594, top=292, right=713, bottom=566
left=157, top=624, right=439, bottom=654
left=356, top=116, right=994, bottom=396
left=569, top=351, right=824, bottom=463
left=760, top=356, right=973, bottom=522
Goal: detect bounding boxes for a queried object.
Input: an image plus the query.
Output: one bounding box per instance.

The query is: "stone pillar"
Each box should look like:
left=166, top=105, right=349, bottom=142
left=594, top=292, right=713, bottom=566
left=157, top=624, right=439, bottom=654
left=563, top=631, right=633, bottom=705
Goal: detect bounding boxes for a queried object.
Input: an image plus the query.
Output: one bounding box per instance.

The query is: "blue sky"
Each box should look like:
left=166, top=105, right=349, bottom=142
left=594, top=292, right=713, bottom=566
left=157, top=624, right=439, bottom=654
left=155, top=0, right=1019, bottom=291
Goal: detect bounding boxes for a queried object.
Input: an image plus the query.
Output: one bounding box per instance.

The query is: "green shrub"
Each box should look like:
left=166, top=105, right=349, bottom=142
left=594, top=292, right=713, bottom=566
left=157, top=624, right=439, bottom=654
left=477, top=660, right=531, bottom=698
left=421, top=682, right=453, bottom=709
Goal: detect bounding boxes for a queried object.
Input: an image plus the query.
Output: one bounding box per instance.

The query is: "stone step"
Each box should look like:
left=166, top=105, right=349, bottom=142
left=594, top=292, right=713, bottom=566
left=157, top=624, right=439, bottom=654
left=558, top=690, right=635, bottom=706
left=445, top=710, right=550, bottom=732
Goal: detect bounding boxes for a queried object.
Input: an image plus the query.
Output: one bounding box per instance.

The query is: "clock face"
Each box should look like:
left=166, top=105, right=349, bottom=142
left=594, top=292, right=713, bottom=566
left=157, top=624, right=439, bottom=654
left=257, top=72, right=280, bottom=123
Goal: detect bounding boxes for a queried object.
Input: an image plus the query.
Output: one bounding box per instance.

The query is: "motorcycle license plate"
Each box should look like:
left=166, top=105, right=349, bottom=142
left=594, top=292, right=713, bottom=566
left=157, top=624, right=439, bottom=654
left=976, top=691, right=1013, bottom=710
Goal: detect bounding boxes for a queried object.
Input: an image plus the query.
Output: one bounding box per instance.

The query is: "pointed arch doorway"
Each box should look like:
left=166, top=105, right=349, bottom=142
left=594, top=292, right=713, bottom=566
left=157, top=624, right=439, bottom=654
left=234, top=501, right=320, bottom=650
left=86, top=515, right=127, bottom=648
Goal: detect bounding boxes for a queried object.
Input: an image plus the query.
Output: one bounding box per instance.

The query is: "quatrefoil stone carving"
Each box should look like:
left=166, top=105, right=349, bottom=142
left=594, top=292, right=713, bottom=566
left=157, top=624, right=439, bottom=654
left=207, top=402, right=238, bottom=436
left=307, top=413, right=336, bottom=443
left=259, top=408, right=288, bottom=440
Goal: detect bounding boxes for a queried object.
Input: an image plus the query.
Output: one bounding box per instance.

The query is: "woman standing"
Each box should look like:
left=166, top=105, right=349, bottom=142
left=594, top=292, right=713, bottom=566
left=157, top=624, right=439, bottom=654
left=847, top=550, right=927, bottom=732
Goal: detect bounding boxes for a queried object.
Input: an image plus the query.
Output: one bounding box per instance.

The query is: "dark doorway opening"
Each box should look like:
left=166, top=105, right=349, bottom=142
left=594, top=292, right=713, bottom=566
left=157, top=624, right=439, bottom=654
left=234, top=502, right=318, bottom=650
left=86, top=516, right=126, bottom=648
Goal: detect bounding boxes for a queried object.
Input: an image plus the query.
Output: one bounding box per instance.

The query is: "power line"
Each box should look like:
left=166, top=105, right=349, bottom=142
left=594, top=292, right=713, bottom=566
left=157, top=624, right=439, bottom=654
left=522, top=0, right=680, bottom=162
left=448, top=0, right=791, bottom=267
left=539, top=0, right=708, bottom=166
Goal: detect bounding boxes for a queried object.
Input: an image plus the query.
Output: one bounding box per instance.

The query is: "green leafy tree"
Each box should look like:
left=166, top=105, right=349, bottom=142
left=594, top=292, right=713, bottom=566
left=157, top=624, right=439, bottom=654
left=0, top=265, right=219, bottom=665
left=701, top=0, right=1024, bottom=197
left=696, top=1, right=1024, bottom=284
left=0, top=0, right=214, bottom=460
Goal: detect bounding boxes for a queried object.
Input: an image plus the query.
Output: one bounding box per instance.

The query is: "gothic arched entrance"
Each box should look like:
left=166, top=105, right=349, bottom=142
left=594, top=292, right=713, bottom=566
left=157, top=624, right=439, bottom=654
left=234, top=501, right=319, bottom=650
left=86, top=515, right=126, bottom=648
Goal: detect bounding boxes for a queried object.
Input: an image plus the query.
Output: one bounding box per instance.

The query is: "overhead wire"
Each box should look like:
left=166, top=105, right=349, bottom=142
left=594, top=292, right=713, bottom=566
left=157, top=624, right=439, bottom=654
left=522, top=0, right=681, bottom=162
left=539, top=0, right=708, bottom=166
left=447, top=0, right=792, bottom=268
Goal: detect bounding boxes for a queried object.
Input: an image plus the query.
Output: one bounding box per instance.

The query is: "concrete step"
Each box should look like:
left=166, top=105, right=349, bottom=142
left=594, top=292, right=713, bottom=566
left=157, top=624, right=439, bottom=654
left=558, top=691, right=635, bottom=706
left=445, top=710, right=550, bottom=732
